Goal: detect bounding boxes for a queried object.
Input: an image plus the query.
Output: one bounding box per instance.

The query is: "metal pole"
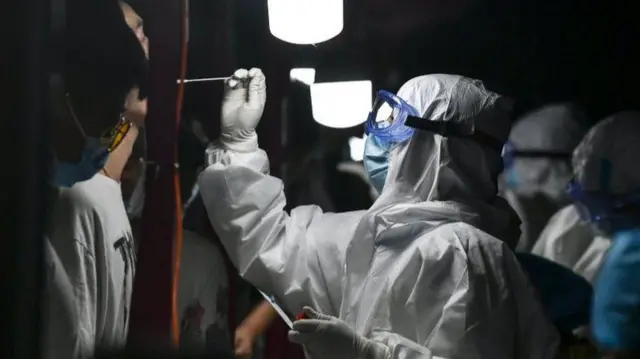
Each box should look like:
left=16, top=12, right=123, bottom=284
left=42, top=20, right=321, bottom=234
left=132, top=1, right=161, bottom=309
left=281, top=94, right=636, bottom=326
left=2, top=0, right=50, bottom=356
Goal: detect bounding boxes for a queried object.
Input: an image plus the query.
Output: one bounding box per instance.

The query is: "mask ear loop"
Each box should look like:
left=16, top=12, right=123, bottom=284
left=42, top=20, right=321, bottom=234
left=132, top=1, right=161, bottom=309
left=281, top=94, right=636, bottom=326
left=66, top=93, right=118, bottom=178
left=64, top=93, right=88, bottom=139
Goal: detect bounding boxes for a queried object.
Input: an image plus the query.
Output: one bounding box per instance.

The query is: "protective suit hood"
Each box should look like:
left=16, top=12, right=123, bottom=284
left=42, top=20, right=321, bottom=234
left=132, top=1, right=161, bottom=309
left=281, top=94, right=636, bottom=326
left=371, top=74, right=519, bottom=243
left=573, top=111, right=640, bottom=194
left=503, top=103, right=586, bottom=199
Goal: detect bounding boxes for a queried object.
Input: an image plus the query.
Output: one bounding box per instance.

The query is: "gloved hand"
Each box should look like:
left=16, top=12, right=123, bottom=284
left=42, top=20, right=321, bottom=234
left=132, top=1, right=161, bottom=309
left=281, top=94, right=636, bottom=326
left=220, top=68, right=267, bottom=152
left=288, top=306, right=391, bottom=359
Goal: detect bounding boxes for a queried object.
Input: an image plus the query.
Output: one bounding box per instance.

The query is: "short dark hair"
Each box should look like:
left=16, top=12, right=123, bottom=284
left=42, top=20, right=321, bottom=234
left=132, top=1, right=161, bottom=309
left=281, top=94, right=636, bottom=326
left=62, top=0, right=149, bottom=113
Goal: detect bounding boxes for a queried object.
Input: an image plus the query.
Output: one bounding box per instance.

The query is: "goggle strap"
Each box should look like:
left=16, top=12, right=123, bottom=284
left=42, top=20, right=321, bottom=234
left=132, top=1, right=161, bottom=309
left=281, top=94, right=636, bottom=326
left=405, top=115, right=503, bottom=153
left=509, top=150, right=571, bottom=160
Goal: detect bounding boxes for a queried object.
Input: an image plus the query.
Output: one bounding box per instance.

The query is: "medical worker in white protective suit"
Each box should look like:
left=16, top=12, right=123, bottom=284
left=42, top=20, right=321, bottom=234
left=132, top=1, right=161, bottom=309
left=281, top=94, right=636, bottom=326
left=198, top=69, right=559, bottom=359
left=532, top=204, right=609, bottom=283
left=531, top=140, right=611, bottom=283
left=526, top=108, right=610, bottom=284
left=564, top=111, right=640, bottom=354
left=500, top=104, right=587, bottom=252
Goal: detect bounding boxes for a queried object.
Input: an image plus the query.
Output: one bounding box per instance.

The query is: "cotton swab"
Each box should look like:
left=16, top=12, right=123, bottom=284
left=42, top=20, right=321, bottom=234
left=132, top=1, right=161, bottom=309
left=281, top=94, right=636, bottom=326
left=259, top=290, right=294, bottom=329
left=176, top=76, right=229, bottom=84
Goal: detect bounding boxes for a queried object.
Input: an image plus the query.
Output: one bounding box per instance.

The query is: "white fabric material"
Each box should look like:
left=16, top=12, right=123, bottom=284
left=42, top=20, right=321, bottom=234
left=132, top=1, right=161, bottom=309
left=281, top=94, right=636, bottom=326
left=573, top=111, right=640, bottom=194
left=43, top=174, right=136, bottom=359
left=178, top=230, right=231, bottom=355
left=501, top=104, right=586, bottom=252
left=532, top=204, right=610, bottom=283
left=125, top=158, right=146, bottom=219
left=573, top=236, right=611, bottom=283
left=199, top=73, right=559, bottom=359
left=220, top=68, right=267, bottom=153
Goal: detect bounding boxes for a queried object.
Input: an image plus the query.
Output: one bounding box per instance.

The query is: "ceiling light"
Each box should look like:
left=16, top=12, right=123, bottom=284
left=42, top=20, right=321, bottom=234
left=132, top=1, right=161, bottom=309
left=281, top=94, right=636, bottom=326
left=268, top=0, right=343, bottom=45
left=289, top=68, right=316, bottom=85
left=310, top=80, right=372, bottom=129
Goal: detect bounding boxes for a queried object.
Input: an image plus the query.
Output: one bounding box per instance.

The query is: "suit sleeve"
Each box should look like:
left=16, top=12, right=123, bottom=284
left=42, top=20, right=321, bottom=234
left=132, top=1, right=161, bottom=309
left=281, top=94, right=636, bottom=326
left=197, top=142, right=350, bottom=316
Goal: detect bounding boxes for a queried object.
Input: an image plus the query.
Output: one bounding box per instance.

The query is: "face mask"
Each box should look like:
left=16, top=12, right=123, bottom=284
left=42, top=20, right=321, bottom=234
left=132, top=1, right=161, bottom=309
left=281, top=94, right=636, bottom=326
left=52, top=94, right=112, bottom=187
left=53, top=137, right=109, bottom=187
left=505, top=166, right=520, bottom=188
left=363, top=90, right=419, bottom=194
left=126, top=160, right=146, bottom=219
left=363, top=135, right=394, bottom=193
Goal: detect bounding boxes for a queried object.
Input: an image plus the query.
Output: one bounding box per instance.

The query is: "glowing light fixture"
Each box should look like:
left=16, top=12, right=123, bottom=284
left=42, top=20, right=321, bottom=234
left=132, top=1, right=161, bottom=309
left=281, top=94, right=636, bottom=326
left=267, top=0, right=343, bottom=45
left=310, top=81, right=372, bottom=129
left=349, top=135, right=367, bottom=162
left=289, top=68, right=316, bottom=85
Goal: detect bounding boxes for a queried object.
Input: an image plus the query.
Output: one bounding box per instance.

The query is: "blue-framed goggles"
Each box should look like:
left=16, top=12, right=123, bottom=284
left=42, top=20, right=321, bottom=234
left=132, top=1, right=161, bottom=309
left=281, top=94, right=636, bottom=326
left=365, top=89, right=504, bottom=153
left=567, top=180, right=640, bottom=227
left=364, top=89, right=420, bottom=145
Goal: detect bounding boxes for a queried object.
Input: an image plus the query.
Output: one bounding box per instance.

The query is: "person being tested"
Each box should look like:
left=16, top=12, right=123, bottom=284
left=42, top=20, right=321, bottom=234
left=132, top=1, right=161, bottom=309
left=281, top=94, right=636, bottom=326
left=198, top=70, right=559, bottom=358
left=43, top=1, right=148, bottom=357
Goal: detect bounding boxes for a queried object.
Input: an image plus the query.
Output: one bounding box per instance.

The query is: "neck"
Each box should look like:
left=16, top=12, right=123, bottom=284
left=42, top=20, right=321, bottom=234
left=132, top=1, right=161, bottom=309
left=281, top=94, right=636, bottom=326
left=52, top=114, right=86, bottom=163
left=102, top=124, right=140, bottom=182
left=53, top=108, right=118, bottom=163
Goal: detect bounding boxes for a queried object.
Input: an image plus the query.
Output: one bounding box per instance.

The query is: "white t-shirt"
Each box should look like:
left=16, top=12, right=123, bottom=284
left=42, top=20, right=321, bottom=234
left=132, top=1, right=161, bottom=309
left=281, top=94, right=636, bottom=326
left=178, top=230, right=232, bottom=356
left=43, top=174, right=136, bottom=359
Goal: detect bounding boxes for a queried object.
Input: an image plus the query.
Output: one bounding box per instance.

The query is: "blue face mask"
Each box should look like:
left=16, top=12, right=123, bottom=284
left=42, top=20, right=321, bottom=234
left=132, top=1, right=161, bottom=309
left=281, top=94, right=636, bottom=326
left=363, top=135, right=394, bottom=193
left=53, top=137, right=109, bottom=187
left=505, top=166, right=520, bottom=188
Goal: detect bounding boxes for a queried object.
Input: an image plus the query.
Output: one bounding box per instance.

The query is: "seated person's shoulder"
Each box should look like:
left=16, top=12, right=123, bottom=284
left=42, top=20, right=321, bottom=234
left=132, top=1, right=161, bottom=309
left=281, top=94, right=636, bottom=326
left=54, top=185, right=99, bottom=222
left=56, top=174, right=124, bottom=216
left=49, top=175, right=124, bottom=247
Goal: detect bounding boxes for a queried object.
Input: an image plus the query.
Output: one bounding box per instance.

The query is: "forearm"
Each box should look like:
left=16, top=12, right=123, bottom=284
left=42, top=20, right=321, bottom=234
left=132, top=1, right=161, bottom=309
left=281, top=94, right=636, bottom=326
left=238, top=300, right=278, bottom=336
left=102, top=124, right=140, bottom=182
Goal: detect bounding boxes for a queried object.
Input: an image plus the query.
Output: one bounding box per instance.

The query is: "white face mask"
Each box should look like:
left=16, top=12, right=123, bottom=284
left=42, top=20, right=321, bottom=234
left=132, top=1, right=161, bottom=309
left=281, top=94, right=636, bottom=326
left=126, top=158, right=146, bottom=219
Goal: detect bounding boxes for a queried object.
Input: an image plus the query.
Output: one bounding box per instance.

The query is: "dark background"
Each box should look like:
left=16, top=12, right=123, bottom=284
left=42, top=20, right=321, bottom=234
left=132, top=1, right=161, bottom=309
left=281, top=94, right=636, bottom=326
left=148, top=0, right=639, bottom=193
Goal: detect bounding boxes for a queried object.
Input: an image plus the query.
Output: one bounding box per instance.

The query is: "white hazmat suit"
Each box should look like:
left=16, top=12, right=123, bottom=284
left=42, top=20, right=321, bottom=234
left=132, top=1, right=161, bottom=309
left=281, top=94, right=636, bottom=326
left=500, top=104, right=587, bottom=252
left=199, top=71, right=559, bottom=359
left=532, top=204, right=609, bottom=283
left=535, top=111, right=640, bottom=285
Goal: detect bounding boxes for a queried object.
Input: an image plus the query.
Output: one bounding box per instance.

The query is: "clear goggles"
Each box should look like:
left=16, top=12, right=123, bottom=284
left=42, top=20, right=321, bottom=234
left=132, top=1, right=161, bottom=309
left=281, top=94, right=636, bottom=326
left=364, top=89, right=420, bottom=145
left=502, top=141, right=572, bottom=169
left=567, top=179, right=640, bottom=227
left=365, top=89, right=504, bottom=153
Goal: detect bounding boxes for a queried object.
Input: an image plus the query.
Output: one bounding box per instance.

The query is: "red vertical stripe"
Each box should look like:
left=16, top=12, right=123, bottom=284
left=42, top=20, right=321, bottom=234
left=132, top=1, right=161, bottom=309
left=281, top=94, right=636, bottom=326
left=127, top=0, right=182, bottom=350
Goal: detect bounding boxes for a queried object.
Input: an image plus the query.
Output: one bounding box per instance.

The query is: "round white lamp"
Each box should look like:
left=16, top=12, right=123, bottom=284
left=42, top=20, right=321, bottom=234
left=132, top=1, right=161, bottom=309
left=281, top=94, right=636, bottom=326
left=289, top=68, right=316, bottom=85
left=310, top=80, right=372, bottom=129
left=268, top=0, right=344, bottom=45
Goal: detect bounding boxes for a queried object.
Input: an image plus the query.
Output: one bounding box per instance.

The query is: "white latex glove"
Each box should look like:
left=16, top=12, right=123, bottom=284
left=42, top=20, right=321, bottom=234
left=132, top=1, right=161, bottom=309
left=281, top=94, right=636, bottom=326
left=288, top=307, right=391, bottom=359
left=220, top=68, right=267, bottom=152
